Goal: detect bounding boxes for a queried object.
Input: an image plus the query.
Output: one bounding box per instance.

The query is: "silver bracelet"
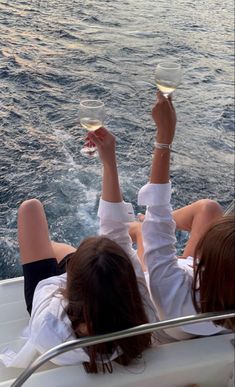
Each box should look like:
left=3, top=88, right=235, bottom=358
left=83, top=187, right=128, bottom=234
left=154, top=141, right=172, bottom=150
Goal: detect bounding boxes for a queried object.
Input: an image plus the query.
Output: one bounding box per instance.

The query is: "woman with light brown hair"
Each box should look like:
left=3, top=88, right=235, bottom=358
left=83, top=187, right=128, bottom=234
left=192, top=214, right=235, bottom=330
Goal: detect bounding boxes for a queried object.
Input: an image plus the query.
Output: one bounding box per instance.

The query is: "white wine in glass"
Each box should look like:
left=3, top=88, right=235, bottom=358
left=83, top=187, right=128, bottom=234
left=80, top=118, right=103, bottom=132
left=155, top=61, right=182, bottom=97
left=79, top=100, right=104, bottom=158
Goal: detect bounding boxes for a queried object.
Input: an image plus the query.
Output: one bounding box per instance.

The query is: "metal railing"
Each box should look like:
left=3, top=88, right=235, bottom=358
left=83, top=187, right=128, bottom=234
left=10, top=310, right=235, bottom=387
left=224, top=199, right=235, bottom=215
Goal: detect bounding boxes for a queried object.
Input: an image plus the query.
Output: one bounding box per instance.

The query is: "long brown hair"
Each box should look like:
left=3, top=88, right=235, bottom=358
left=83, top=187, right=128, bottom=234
left=192, top=214, right=235, bottom=329
left=65, top=236, right=151, bottom=373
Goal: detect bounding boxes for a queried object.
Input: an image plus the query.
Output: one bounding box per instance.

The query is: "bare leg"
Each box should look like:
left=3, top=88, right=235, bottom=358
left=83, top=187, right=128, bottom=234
left=51, top=241, right=76, bottom=263
left=129, top=222, right=145, bottom=271
left=18, top=199, right=76, bottom=265
left=129, top=199, right=223, bottom=270
left=173, top=199, right=223, bottom=257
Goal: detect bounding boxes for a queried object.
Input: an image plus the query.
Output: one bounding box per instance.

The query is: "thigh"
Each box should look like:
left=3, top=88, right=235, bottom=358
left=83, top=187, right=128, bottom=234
left=173, top=199, right=223, bottom=232
left=51, top=241, right=76, bottom=263
left=173, top=199, right=223, bottom=258
left=172, top=202, right=199, bottom=231
left=18, top=199, right=54, bottom=264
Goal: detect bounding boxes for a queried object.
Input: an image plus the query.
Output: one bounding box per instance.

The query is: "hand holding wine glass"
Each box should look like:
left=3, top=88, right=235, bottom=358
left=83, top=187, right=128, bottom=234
left=87, top=127, right=116, bottom=167
left=152, top=92, right=176, bottom=145
left=79, top=99, right=105, bottom=158
left=155, top=61, right=182, bottom=98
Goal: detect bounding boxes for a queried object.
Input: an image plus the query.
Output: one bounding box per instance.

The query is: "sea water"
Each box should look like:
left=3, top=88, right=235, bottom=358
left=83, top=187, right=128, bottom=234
left=0, top=0, right=234, bottom=279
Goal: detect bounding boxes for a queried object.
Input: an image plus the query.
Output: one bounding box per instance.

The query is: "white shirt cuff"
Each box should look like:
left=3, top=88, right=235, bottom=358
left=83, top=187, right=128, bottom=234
left=138, top=182, right=171, bottom=206
left=98, top=199, right=135, bottom=222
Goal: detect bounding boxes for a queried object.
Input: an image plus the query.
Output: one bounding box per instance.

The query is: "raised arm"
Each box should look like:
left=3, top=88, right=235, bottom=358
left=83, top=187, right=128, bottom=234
left=88, top=128, right=122, bottom=203
left=138, top=94, right=223, bottom=338
left=89, top=128, right=157, bottom=324
left=89, top=127, right=136, bottom=254
left=138, top=94, right=192, bottom=338
left=150, top=92, right=176, bottom=184
left=88, top=127, right=137, bottom=252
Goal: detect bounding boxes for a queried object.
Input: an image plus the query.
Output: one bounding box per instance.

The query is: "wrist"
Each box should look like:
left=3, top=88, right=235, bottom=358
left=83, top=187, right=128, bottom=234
left=154, top=141, right=172, bottom=150
left=156, top=137, right=172, bottom=145
left=103, top=159, right=117, bottom=171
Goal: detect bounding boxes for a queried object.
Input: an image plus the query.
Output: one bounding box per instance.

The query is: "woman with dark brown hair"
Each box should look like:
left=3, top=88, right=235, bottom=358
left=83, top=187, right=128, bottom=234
left=0, top=100, right=176, bottom=371
left=137, top=92, right=235, bottom=339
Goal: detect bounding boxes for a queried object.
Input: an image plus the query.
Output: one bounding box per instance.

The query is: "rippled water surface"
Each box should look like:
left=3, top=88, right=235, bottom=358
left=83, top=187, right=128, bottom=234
left=0, top=0, right=234, bottom=278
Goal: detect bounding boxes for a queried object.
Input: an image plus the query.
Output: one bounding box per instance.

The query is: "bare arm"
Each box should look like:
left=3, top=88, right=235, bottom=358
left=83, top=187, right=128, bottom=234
left=90, top=128, right=157, bottom=323
left=88, top=128, right=122, bottom=203
left=150, top=93, right=176, bottom=184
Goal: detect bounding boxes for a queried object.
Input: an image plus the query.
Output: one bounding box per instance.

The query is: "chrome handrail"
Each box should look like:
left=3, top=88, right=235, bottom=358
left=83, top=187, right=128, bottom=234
left=224, top=199, right=235, bottom=215
left=10, top=311, right=235, bottom=387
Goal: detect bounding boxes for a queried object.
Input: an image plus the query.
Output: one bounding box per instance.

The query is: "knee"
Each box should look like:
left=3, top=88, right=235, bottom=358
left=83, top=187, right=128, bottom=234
left=18, top=198, right=43, bottom=216
left=129, top=221, right=142, bottom=242
left=197, top=199, right=223, bottom=219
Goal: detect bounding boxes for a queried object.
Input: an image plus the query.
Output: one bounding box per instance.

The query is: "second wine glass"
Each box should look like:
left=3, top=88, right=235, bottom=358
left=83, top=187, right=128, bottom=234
left=155, top=61, right=182, bottom=98
left=79, top=99, right=105, bottom=158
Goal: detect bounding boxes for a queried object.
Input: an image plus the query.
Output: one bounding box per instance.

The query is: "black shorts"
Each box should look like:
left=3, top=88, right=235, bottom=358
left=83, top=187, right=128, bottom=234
left=23, top=253, right=74, bottom=315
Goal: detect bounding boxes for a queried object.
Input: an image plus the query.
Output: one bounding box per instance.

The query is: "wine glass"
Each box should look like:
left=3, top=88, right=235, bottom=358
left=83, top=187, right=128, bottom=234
left=79, top=99, right=104, bottom=158
left=155, top=61, right=182, bottom=98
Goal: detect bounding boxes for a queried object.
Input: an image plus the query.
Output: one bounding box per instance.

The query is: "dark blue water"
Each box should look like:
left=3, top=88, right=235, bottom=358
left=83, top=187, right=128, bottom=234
left=0, top=0, right=234, bottom=279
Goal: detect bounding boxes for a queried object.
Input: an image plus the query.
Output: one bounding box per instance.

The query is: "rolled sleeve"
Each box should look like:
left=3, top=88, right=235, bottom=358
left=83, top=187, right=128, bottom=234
left=138, top=181, right=226, bottom=339
left=98, top=199, right=135, bottom=222
left=97, top=198, right=157, bottom=324
left=138, top=182, right=171, bottom=206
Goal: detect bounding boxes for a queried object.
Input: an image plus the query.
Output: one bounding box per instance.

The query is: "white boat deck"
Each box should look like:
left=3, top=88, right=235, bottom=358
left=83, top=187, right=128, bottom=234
left=0, top=277, right=234, bottom=387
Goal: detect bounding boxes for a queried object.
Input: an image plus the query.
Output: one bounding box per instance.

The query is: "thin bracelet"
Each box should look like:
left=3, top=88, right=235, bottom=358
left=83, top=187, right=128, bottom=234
left=154, top=141, right=172, bottom=150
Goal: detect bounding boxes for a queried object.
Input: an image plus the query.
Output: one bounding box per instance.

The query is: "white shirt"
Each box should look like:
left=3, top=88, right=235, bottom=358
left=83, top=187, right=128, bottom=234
left=0, top=198, right=171, bottom=369
left=138, top=182, right=226, bottom=340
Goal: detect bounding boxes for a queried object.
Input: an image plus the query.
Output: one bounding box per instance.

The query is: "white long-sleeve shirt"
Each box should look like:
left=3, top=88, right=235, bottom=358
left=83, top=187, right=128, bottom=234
left=0, top=198, right=171, bottom=369
left=138, top=182, right=225, bottom=340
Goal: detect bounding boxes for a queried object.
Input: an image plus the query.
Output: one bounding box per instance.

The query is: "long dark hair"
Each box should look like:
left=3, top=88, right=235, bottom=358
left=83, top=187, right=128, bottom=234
left=65, top=236, right=151, bottom=373
left=192, top=214, right=235, bottom=329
